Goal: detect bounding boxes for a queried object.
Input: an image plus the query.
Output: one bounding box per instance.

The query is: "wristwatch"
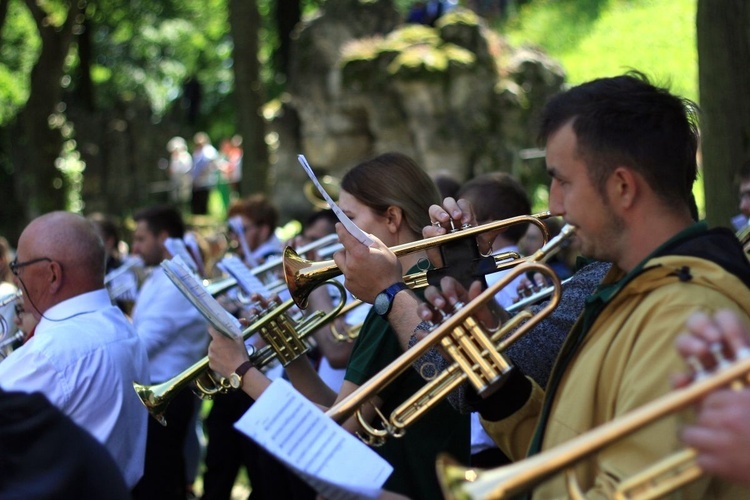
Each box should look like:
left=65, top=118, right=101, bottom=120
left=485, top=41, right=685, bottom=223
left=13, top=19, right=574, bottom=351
left=373, top=282, right=409, bottom=318
left=228, top=360, right=254, bottom=389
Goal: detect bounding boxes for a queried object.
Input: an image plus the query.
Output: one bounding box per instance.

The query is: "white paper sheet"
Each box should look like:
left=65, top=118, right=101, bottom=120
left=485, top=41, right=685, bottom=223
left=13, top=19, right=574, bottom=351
left=228, top=216, right=259, bottom=268
left=297, top=155, right=374, bottom=247
left=164, top=237, right=200, bottom=274
left=161, top=256, right=243, bottom=338
left=235, top=378, right=392, bottom=500
left=217, top=255, right=272, bottom=298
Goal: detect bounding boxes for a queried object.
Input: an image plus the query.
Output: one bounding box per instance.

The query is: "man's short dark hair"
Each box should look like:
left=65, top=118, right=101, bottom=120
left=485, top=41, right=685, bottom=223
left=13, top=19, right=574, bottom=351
left=539, top=71, right=699, bottom=212
left=458, top=172, right=531, bottom=242
left=133, top=205, right=185, bottom=238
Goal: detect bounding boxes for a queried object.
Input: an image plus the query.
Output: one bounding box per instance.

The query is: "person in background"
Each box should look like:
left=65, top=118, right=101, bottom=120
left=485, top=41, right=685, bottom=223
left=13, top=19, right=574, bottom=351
left=167, top=136, right=193, bottom=209
left=191, top=132, right=219, bottom=215
left=203, top=193, right=307, bottom=500
left=296, top=209, right=367, bottom=393
left=0, top=212, right=149, bottom=490
left=130, top=205, right=209, bottom=499
left=738, top=161, right=750, bottom=221
left=88, top=212, right=140, bottom=313
left=433, top=171, right=461, bottom=200
left=218, top=135, right=243, bottom=209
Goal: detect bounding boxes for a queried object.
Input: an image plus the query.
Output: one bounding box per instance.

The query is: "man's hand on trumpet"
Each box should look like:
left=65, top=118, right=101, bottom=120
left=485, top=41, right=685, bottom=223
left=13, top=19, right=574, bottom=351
left=674, top=309, right=750, bottom=488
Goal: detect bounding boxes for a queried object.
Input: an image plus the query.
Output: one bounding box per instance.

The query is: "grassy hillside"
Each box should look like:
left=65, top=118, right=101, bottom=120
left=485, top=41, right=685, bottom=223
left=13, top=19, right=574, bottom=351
left=499, top=0, right=703, bottom=213
left=500, top=0, right=698, bottom=102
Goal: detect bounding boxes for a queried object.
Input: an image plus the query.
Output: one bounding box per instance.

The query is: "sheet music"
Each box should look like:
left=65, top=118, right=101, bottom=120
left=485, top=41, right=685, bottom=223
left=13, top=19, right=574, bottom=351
left=161, top=256, right=243, bottom=339
left=165, top=238, right=199, bottom=274
left=228, top=216, right=259, bottom=268
left=235, top=379, right=391, bottom=500
left=297, top=155, right=374, bottom=247
left=217, top=255, right=272, bottom=297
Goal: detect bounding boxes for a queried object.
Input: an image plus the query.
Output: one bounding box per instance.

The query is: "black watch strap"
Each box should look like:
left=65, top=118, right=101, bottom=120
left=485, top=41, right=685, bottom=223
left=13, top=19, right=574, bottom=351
left=235, top=360, right=253, bottom=377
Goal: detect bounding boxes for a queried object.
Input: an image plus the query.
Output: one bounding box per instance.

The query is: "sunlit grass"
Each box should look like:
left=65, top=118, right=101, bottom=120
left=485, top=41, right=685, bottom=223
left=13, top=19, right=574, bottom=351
left=501, top=0, right=697, bottom=102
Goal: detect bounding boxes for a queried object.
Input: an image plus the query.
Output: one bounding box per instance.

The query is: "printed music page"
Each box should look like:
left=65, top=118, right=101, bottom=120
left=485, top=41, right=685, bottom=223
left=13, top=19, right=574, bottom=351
left=235, top=378, right=392, bottom=500
left=161, top=256, right=243, bottom=339
left=297, top=155, right=374, bottom=247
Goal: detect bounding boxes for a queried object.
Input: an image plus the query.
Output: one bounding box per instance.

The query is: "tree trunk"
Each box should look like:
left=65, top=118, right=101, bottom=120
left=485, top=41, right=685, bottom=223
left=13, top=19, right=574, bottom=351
left=12, top=0, right=84, bottom=220
left=275, top=0, right=302, bottom=80
left=229, top=0, right=270, bottom=196
left=697, top=0, right=750, bottom=228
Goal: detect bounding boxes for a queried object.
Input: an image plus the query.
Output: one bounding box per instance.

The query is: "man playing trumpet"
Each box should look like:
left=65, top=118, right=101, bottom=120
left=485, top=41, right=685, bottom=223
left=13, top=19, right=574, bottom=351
left=333, top=72, right=750, bottom=497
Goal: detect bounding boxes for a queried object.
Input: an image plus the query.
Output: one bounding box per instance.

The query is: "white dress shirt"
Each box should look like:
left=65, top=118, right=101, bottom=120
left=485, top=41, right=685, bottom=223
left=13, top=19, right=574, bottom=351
left=0, top=289, right=150, bottom=488
left=132, top=266, right=209, bottom=384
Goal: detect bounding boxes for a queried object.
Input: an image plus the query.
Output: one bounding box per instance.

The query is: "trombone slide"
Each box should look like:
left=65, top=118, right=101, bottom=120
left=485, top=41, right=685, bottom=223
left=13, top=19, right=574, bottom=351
left=437, top=352, right=750, bottom=500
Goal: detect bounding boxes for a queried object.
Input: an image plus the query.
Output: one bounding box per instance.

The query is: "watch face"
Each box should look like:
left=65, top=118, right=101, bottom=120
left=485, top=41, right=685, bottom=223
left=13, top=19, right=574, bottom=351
left=374, top=292, right=390, bottom=316
left=229, top=373, right=241, bottom=389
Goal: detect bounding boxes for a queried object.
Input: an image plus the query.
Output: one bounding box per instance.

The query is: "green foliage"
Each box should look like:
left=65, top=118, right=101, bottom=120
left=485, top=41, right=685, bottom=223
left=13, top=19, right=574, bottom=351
left=501, top=0, right=697, bottom=102
left=83, top=0, right=233, bottom=116
left=0, top=1, right=41, bottom=124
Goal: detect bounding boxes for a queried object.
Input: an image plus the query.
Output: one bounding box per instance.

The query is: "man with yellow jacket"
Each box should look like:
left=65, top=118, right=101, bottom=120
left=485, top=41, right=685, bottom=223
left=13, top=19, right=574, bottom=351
left=439, top=73, right=750, bottom=498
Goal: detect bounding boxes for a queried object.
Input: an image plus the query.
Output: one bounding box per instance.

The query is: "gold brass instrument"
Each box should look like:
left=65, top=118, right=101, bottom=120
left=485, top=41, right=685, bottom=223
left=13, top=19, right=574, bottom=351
left=304, top=175, right=340, bottom=210
left=133, top=280, right=347, bottom=425
left=324, top=225, right=575, bottom=445
left=329, top=297, right=366, bottom=342
left=436, top=347, right=750, bottom=500
left=284, top=212, right=552, bottom=309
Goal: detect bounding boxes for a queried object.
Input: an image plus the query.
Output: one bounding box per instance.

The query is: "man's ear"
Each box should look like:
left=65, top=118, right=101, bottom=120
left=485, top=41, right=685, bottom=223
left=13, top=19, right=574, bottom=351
left=48, top=260, right=63, bottom=294
left=609, top=166, right=638, bottom=210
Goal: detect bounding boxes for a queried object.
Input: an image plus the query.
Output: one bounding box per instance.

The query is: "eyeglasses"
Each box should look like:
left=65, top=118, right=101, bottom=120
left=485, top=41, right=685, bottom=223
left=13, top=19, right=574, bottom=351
left=9, top=257, right=53, bottom=276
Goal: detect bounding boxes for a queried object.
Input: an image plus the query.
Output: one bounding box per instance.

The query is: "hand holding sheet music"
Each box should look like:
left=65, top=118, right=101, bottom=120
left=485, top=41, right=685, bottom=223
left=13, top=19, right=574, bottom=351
left=297, top=154, right=374, bottom=247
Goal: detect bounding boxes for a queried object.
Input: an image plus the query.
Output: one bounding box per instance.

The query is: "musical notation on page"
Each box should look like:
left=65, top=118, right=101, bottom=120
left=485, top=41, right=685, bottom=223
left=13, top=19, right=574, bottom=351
left=297, top=155, right=374, bottom=247
left=165, top=237, right=199, bottom=274
left=161, top=256, right=243, bottom=339
left=217, top=255, right=271, bottom=298
left=235, top=378, right=391, bottom=500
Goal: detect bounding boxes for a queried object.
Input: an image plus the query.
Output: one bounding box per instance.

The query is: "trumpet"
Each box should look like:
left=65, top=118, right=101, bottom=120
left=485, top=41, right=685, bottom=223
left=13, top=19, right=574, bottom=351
left=436, top=347, right=750, bottom=500
left=284, top=212, right=552, bottom=309
left=133, top=280, right=347, bottom=425
left=324, top=225, right=575, bottom=445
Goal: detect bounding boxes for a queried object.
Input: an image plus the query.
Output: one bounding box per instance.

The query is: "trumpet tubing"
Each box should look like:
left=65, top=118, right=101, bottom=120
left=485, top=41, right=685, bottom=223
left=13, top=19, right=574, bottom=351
left=437, top=350, right=750, bottom=500
left=284, top=212, right=553, bottom=309
left=325, top=225, right=574, bottom=443
left=133, top=281, right=347, bottom=425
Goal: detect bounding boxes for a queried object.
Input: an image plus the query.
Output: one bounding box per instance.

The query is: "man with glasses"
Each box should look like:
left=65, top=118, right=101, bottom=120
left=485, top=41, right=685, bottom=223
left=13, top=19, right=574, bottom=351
left=0, top=211, right=150, bottom=489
